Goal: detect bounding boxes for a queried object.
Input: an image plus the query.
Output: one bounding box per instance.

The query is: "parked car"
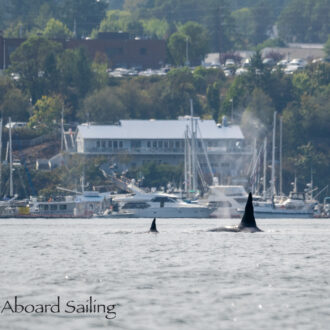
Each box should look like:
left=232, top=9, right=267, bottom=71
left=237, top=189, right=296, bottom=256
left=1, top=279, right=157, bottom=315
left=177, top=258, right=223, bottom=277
left=5, top=122, right=28, bottom=129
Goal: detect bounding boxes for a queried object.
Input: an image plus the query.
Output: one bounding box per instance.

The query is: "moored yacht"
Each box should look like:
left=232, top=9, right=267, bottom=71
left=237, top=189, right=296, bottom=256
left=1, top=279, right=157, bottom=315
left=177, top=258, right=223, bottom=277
left=111, top=191, right=214, bottom=218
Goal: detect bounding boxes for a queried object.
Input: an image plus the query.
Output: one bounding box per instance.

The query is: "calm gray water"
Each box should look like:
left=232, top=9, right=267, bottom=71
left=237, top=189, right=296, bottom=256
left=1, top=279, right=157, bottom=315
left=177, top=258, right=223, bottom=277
left=1, top=218, right=330, bottom=330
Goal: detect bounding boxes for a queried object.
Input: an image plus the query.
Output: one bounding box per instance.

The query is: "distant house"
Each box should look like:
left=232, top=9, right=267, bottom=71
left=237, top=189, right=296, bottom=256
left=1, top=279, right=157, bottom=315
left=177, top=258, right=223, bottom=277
left=75, top=118, right=252, bottom=185
left=0, top=32, right=166, bottom=70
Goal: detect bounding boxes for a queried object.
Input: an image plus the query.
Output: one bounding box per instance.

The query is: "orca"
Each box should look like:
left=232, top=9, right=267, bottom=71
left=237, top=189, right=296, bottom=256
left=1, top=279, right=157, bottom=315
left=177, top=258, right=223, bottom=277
left=209, top=192, right=262, bottom=233
left=149, top=218, right=158, bottom=233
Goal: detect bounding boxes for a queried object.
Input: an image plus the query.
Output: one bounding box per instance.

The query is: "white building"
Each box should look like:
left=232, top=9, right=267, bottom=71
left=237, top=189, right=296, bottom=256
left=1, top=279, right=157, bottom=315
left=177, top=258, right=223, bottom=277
left=75, top=117, right=252, bottom=184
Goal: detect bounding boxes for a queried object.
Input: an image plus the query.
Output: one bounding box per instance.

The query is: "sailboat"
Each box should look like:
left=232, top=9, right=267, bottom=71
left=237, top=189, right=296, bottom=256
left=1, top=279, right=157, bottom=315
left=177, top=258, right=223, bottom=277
left=239, top=113, right=316, bottom=218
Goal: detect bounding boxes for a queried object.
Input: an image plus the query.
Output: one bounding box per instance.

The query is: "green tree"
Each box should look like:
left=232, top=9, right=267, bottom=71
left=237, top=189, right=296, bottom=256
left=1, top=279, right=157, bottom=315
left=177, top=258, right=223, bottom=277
left=57, top=47, right=94, bottom=117
left=278, top=0, right=330, bottom=43
left=43, top=18, right=72, bottom=39
left=168, top=22, right=209, bottom=66
left=9, top=36, right=62, bottom=103
left=0, top=79, right=31, bottom=123
left=79, top=87, right=127, bottom=123
left=91, top=10, right=143, bottom=38
left=29, top=95, right=63, bottom=130
left=141, top=18, right=170, bottom=39
left=206, top=82, right=221, bottom=121
left=58, top=0, right=107, bottom=37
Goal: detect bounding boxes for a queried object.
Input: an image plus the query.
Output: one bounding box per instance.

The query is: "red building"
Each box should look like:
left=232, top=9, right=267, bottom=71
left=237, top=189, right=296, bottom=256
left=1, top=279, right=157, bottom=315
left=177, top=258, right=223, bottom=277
left=0, top=32, right=166, bottom=70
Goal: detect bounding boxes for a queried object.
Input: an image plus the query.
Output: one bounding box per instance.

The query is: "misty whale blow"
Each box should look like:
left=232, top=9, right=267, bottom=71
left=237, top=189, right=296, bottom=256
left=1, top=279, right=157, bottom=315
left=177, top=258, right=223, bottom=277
left=209, top=192, right=262, bottom=233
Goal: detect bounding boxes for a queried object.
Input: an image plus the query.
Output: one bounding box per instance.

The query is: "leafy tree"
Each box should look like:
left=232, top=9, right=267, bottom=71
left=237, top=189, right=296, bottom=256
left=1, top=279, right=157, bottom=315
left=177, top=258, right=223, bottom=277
left=141, top=18, right=170, bottom=39
left=57, top=47, right=94, bottom=117
left=168, top=22, right=209, bottom=66
left=127, top=161, right=183, bottom=189
left=9, top=36, right=62, bottom=103
left=79, top=87, right=127, bottom=123
left=206, top=82, right=221, bottom=121
left=278, top=0, right=330, bottom=43
left=167, top=32, right=187, bottom=66
left=29, top=95, right=63, bottom=130
left=0, top=78, right=31, bottom=123
left=43, top=18, right=72, bottom=39
left=231, top=8, right=255, bottom=48
left=91, top=10, right=143, bottom=38
left=58, top=0, right=107, bottom=38
left=250, top=0, right=273, bottom=45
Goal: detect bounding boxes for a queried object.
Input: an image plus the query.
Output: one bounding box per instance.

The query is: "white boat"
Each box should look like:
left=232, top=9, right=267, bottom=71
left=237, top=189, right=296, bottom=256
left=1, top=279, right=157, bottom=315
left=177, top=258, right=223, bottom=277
left=26, top=191, right=107, bottom=218
left=200, top=185, right=248, bottom=218
left=112, top=191, right=214, bottom=218
left=237, top=191, right=316, bottom=218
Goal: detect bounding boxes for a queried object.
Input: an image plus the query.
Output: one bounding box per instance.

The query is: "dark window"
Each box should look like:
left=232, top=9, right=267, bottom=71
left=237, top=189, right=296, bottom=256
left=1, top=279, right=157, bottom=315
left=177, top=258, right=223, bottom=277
left=114, top=141, right=118, bottom=149
left=164, top=141, right=168, bottom=148
left=50, top=205, right=57, bottom=210
left=119, top=141, right=123, bottom=148
left=175, top=141, right=180, bottom=148
left=122, top=202, right=150, bottom=209
left=101, top=140, right=106, bottom=148
left=147, top=141, right=151, bottom=148
left=158, top=141, right=163, bottom=148
left=131, top=140, right=141, bottom=148
left=96, top=141, right=100, bottom=148
left=108, top=141, right=112, bottom=148
left=59, top=204, right=67, bottom=210
left=153, top=141, right=157, bottom=148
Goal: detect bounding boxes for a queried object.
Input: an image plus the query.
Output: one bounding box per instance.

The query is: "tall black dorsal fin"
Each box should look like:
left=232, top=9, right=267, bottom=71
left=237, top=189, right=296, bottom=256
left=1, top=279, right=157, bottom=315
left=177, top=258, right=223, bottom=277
left=150, top=218, right=158, bottom=232
left=239, top=192, right=257, bottom=228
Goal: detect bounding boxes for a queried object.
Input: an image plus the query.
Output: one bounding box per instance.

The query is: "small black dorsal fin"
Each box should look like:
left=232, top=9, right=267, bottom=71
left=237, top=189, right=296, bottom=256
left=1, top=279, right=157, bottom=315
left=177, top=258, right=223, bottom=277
left=150, top=218, right=158, bottom=232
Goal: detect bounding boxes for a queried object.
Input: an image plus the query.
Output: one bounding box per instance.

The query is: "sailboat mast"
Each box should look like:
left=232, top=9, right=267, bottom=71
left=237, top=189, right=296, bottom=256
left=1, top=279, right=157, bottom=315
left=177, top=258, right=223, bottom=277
left=0, top=119, right=2, bottom=195
left=9, top=117, right=13, bottom=196
left=271, top=111, right=277, bottom=199
left=263, top=137, right=267, bottom=199
left=279, top=116, right=283, bottom=197
left=190, top=99, right=197, bottom=194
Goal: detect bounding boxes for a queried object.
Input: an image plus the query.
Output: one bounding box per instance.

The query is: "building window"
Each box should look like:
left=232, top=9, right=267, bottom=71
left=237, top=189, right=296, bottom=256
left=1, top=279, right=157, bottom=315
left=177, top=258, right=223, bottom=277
left=158, top=141, right=163, bottom=148
left=147, top=141, right=151, bottom=148
left=108, top=140, right=112, bottom=148
left=140, top=48, right=147, bottom=55
left=114, top=141, right=118, bottom=149
left=131, top=140, right=141, bottom=148
left=101, top=140, right=106, bottom=148
left=119, top=141, right=123, bottom=148
left=175, top=141, right=179, bottom=148
left=96, top=140, right=100, bottom=148
left=153, top=141, right=157, bottom=148
left=169, top=141, right=173, bottom=148
left=164, top=141, right=168, bottom=148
